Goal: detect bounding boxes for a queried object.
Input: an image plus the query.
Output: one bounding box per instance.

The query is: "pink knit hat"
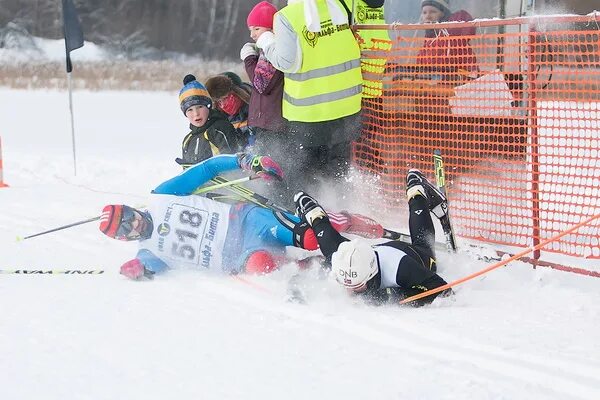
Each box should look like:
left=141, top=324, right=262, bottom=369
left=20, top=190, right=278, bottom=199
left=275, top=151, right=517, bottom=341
left=247, top=1, right=277, bottom=29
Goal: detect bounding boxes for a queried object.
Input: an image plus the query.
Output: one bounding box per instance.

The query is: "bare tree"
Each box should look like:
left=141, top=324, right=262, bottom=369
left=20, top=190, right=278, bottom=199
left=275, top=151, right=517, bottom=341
left=0, top=0, right=259, bottom=59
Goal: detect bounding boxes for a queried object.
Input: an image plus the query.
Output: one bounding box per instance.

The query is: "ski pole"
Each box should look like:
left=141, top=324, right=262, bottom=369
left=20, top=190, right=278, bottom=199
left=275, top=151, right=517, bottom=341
left=209, top=176, right=416, bottom=242
left=208, top=175, right=290, bottom=212
left=205, top=177, right=600, bottom=277
left=17, top=215, right=102, bottom=241
left=192, top=175, right=259, bottom=195
left=399, top=211, right=600, bottom=305
left=17, top=177, right=259, bottom=241
left=0, top=269, right=105, bottom=275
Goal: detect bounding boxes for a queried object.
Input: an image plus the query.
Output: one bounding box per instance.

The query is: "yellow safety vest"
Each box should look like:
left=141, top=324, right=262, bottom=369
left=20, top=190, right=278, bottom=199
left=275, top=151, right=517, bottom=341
left=279, top=0, right=363, bottom=122
left=342, top=0, right=391, bottom=98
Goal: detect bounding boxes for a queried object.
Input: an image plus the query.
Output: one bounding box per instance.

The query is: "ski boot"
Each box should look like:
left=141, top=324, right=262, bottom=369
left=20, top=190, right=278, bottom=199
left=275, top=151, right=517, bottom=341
left=406, top=169, right=448, bottom=219
left=293, top=191, right=327, bottom=226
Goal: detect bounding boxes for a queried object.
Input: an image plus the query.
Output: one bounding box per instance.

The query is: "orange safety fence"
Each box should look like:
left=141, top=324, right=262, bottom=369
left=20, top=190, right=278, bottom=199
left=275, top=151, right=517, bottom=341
left=352, top=14, right=600, bottom=266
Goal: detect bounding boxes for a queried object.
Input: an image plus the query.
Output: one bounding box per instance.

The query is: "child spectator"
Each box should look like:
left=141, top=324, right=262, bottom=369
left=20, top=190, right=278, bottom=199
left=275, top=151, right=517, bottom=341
left=237, top=1, right=290, bottom=204
left=205, top=72, right=254, bottom=146
left=222, top=71, right=254, bottom=94
left=176, top=74, right=245, bottom=169
left=240, top=1, right=287, bottom=138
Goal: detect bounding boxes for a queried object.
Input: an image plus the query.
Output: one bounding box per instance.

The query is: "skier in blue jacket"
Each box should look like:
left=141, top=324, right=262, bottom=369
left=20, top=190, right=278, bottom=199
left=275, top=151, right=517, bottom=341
left=99, top=153, right=384, bottom=280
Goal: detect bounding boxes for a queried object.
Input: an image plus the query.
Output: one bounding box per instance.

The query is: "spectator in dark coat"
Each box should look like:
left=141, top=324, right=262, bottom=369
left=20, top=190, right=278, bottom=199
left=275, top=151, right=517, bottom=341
left=413, top=1, right=482, bottom=173
left=417, top=0, right=479, bottom=78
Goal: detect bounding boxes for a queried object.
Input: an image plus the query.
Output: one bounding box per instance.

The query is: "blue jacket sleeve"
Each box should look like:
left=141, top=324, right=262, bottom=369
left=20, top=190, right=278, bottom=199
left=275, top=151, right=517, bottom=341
left=136, top=249, right=169, bottom=275
left=152, top=154, right=240, bottom=195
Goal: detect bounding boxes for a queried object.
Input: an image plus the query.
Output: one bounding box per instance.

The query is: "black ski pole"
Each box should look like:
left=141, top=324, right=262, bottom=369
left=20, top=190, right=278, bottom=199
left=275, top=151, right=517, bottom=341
left=17, top=215, right=101, bottom=241
left=17, top=177, right=261, bottom=242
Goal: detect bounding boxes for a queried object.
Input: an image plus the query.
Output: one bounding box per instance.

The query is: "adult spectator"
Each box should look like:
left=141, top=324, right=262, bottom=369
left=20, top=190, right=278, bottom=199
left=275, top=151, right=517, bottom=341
left=341, top=0, right=392, bottom=175
left=341, top=0, right=391, bottom=98
left=255, top=0, right=363, bottom=204
left=417, top=0, right=479, bottom=79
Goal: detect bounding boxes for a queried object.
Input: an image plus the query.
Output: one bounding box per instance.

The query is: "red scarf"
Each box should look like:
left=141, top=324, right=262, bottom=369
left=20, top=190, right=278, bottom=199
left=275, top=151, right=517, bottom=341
left=218, top=92, right=243, bottom=116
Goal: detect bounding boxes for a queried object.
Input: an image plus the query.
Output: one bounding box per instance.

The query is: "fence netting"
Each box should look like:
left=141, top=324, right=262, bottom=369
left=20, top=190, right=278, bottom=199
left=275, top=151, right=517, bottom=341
left=353, top=15, right=600, bottom=263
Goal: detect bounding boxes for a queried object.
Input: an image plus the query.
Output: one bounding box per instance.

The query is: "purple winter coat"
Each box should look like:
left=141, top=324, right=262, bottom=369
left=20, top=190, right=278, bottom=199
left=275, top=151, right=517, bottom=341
left=244, top=52, right=287, bottom=132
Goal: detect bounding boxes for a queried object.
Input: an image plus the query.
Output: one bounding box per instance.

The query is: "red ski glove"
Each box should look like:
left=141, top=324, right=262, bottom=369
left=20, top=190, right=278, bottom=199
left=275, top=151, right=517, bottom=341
left=119, top=258, right=152, bottom=280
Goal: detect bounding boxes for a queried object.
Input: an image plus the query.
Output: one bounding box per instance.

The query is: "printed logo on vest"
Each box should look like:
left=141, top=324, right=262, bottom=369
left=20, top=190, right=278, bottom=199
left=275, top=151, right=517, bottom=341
left=302, top=19, right=350, bottom=48
left=157, top=223, right=171, bottom=236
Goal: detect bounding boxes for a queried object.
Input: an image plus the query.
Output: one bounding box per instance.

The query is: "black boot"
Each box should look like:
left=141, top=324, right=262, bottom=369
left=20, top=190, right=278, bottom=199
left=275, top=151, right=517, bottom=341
left=406, top=169, right=448, bottom=219
left=293, top=191, right=327, bottom=226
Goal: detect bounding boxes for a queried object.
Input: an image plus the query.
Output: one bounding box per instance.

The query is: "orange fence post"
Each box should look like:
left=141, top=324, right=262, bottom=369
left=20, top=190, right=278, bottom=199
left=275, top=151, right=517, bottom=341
left=527, top=25, right=541, bottom=261
left=0, top=137, right=8, bottom=188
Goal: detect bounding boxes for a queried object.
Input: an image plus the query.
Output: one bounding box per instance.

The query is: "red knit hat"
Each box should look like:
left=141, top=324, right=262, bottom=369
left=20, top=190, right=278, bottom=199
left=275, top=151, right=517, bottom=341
left=247, top=1, right=277, bottom=29
left=99, top=205, right=124, bottom=239
left=99, top=204, right=152, bottom=241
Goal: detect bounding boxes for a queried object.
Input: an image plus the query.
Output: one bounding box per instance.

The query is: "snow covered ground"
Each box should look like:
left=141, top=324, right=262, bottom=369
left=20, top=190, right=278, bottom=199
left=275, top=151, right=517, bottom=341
left=1, top=88, right=599, bottom=400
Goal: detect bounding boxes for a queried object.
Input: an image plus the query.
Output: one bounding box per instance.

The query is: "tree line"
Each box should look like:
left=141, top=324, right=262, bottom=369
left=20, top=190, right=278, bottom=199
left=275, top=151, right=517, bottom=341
left=0, top=0, right=287, bottom=60
left=3, top=1, right=595, bottom=61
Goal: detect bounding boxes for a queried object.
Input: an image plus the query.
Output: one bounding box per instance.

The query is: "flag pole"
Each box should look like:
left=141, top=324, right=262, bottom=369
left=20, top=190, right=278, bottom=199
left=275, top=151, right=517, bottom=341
left=62, top=0, right=84, bottom=177
left=67, top=72, right=77, bottom=176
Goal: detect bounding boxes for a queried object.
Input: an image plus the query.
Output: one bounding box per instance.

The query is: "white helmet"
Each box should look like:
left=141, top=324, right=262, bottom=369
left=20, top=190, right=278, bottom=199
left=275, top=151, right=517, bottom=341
left=331, top=239, right=378, bottom=291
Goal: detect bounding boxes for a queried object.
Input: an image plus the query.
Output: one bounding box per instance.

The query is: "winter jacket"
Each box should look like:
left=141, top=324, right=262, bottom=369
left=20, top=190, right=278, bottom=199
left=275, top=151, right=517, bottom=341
left=222, top=82, right=254, bottom=143
left=416, top=10, right=479, bottom=76
left=177, top=109, right=246, bottom=168
left=227, top=101, right=254, bottom=143
left=244, top=51, right=286, bottom=132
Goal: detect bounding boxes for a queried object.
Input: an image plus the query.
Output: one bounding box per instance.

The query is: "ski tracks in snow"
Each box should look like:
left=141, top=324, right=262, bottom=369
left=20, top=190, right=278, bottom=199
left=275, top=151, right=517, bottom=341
left=201, top=272, right=600, bottom=400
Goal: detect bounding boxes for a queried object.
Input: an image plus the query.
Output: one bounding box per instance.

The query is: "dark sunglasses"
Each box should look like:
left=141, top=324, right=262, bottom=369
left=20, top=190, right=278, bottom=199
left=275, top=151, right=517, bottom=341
left=116, top=207, right=140, bottom=239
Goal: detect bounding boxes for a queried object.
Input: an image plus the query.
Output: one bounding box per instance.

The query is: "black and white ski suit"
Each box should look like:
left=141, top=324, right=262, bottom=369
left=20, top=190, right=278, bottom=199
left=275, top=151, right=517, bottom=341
left=311, top=194, right=450, bottom=306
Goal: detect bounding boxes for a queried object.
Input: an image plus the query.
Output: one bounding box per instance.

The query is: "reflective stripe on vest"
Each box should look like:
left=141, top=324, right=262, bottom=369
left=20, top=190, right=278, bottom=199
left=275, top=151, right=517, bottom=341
left=283, top=84, right=362, bottom=107
left=280, top=0, right=362, bottom=122
left=287, top=59, right=361, bottom=82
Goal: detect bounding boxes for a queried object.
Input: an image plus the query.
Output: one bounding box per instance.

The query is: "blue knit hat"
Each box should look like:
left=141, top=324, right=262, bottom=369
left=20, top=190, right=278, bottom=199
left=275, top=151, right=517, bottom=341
left=179, top=74, right=212, bottom=114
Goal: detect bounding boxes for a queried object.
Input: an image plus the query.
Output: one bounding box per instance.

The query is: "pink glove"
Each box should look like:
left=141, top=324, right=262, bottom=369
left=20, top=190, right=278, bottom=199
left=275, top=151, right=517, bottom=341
left=119, top=258, right=147, bottom=280
left=238, top=153, right=284, bottom=181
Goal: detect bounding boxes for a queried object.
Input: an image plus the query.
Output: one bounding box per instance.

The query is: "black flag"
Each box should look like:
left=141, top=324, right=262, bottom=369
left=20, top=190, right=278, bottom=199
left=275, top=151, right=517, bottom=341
left=62, top=0, right=84, bottom=73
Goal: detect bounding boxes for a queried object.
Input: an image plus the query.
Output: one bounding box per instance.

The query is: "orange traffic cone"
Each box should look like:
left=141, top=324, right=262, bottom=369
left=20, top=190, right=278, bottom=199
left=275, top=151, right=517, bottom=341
left=0, top=137, right=9, bottom=188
